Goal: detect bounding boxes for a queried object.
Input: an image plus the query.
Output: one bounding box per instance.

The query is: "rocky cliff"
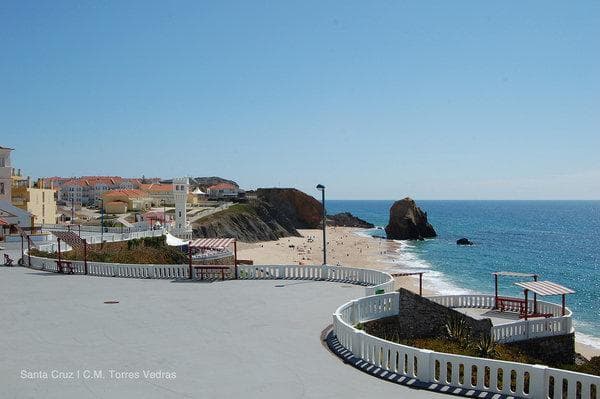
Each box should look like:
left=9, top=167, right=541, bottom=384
left=385, top=197, right=437, bottom=240
left=327, top=212, right=374, bottom=228
left=256, top=188, right=322, bottom=229
left=192, top=188, right=323, bottom=242
left=192, top=202, right=301, bottom=242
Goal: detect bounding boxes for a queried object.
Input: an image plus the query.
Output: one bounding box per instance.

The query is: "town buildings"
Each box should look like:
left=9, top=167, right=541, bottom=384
left=102, top=189, right=152, bottom=214
left=139, top=183, right=175, bottom=206
left=60, top=177, right=141, bottom=206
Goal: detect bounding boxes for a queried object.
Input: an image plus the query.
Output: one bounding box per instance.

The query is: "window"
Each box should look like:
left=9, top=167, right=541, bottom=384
left=0, top=157, right=4, bottom=167
left=0, top=182, right=4, bottom=195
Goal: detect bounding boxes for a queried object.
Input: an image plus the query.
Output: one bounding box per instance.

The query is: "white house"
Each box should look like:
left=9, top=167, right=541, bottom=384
left=207, top=183, right=241, bottom=200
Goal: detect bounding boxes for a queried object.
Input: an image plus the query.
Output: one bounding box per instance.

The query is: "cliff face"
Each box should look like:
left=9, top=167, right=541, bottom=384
left=192, top=188, right=323, bottom=242
left=256, top=188, right=322, bottom=229
left=192, top=202, right=301, bottom=242
left=385, top=197, right=437, bottom=240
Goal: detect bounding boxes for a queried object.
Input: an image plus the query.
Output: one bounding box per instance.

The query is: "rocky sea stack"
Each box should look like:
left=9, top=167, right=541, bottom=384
left=385, top=197, right=437, bottom=240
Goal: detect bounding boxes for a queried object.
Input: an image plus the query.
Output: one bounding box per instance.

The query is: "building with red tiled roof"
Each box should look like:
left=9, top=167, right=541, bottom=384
left=54, top=176, right=141, bottom=206
left=207, top=183, right=241, bottom=200
left=101, top=189, right=152, bottom=214
left=140, top=183, right=175, bottom=206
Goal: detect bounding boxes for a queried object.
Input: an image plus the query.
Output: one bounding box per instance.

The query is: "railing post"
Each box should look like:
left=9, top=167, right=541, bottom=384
left=417, top=349, right=433, bottom=383
left=321, top=264, right=328, bottom=281
left=530, top=364, right=548, bottom=399
left=352, top=330, right=365, bottom=358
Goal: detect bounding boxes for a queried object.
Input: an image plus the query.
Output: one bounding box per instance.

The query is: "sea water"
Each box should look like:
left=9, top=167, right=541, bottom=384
left=327, top=200, right=600, bottom=348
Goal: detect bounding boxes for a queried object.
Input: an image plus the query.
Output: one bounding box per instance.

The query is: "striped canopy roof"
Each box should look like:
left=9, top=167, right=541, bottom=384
left=189, top=238, right=235, bottom=249
left=0, top=218, right=9, bottom=226
left=514, top=280, right=575, bottom=296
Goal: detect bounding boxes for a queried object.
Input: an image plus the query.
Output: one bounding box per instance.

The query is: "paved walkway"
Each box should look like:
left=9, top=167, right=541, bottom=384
left=0, top=267, right=445, bottom=399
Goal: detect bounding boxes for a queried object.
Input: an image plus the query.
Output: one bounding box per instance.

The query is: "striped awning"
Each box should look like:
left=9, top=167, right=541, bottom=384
left=0, top=218, right=9, bottom=226
left=514, top=280, right=575, bottom=296
left=189, top=238, right=235, bottom=249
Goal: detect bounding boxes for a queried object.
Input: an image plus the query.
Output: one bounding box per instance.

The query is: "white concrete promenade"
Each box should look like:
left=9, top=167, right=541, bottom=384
left=0, top=267, right=444, bottom=399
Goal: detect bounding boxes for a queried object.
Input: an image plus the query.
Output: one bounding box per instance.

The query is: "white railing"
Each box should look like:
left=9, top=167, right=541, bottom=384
left=27, top=255, right=190, bottom=279
left=32, top=229, right=165, bottom=253
left=428, top=294, right=573, bottom=343
left=38, top=223, right=154, bottom=233
left=237, top=265, right=395, bottom=296
left=333, top=292, right=600, bottom=399
left=23, top=256, right=395, bottom=295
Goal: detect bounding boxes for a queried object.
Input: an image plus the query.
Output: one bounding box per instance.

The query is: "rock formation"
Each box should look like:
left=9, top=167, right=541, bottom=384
left=255, top=188, right=322, bottom=229
left=192, top=188, right=323, bottom=242
left=327, top=212, right=374, bottom=228
left=385, top=197, right=437, bottom=240
left=456, top=238, right=473, bottom=246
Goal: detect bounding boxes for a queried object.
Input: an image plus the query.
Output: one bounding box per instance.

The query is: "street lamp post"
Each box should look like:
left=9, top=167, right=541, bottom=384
left=316, top=184, right=326, bottom=265
left=161, top=199, right=166, bottom=230
left=99, top=198, right=104, bottom=244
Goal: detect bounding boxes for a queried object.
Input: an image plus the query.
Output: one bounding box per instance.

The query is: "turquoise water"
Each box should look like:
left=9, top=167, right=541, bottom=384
left=327, top=200, right=600, bottom=346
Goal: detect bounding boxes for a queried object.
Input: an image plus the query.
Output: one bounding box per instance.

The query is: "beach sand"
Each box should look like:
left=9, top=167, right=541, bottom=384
left=238, top=226, right=600, bottom=359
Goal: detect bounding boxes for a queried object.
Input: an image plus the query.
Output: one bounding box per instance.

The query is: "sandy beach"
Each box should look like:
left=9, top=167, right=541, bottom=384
left=238, top=227, right=430, bottom=295
left=238, top=226, right=600, bottom=359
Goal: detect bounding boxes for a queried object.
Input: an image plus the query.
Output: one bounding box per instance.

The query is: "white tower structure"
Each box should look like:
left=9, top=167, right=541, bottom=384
left=0, top=146, right=13, bottom=203
left=171, top=177, right=192, bottom=240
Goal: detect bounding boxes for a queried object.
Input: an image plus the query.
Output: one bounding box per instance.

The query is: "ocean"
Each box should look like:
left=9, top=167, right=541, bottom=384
left=327, top=200, right=600, bottom=348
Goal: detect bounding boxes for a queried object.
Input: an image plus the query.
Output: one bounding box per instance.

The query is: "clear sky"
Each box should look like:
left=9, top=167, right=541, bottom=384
left=1, top=1, right=599, bottom=199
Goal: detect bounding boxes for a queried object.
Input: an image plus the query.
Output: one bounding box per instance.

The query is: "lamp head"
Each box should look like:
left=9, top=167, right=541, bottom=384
left=316, top=184, right=325, bottom=191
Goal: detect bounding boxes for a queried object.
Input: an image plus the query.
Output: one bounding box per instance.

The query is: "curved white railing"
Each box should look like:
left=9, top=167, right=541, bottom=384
left=333, top=293, right=600, bottom=399
left=237, top=264, right=394, bottom=296
left=428, top=294, right=573, bottom=343
left=24, top=253, right=395, bottom=296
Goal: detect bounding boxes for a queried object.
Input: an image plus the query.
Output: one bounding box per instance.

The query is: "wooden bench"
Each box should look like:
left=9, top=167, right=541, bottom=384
left=496, top=296, right=527, bottom=315
left=55, top=260, right=74, bottom=274
left=192, top=265, right=231, bottom=281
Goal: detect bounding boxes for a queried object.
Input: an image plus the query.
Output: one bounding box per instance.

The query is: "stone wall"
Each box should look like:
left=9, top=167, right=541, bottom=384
left=363, top=288, right=492, bottom=340
left=507, top=332, right=576, bottom=366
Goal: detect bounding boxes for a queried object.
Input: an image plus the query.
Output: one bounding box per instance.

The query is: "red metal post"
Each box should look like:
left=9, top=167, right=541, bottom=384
left=188, top=241, right=193, bottom=280
left=234, top=240, right=238, bottom=279
left=419, top=272, right=423, bottom=296
left=562, top=294, right=566, bottom=316
left=83, top=238, right=88, bottom=275
left=494, top=274, right=498, bottom=309
left=524, top=289, right=528, bottom=320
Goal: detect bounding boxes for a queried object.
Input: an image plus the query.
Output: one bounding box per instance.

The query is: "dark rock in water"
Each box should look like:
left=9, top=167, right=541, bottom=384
left=327, top=212, right=374, bottom=228
left=457, top=238, right=474, bottom=246
left=385, top=197, right=437, bottom=240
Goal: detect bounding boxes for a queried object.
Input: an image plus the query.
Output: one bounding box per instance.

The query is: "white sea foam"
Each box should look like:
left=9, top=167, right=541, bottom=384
left=573, top=320, right=600, bottom=350
left=374, top=239, right=477, bottom=295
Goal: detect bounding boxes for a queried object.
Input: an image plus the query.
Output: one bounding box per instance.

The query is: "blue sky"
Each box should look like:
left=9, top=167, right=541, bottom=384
left=1, top=1, right=599, bottom=199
